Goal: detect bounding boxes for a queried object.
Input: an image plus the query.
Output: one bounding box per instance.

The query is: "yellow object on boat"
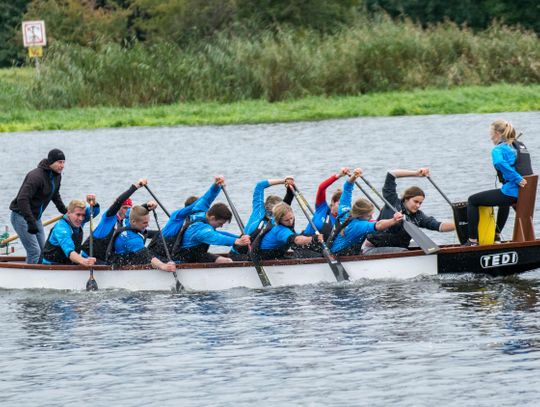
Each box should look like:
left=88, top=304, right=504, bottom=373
left=478, top=206, right=495, bottom=245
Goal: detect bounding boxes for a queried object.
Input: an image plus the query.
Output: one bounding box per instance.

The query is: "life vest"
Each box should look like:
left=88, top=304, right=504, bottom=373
left=326, top=214, right=364, bottom=254
left=496, top=140, right=533, bottom=183
left=106, top=227, right=152, bottom=266
left=81, top=227, right=115, bottom=261
left=148, top=211, right=205, bottom=260
left=171, top=217, right=207, bottom=261
left=42, top=218, right=83, bottom=264
left=232, top=215, right=271, bottom=255
left=251, top=222, right=294, bottom=260
left=319, top=207, right=335, bottom=241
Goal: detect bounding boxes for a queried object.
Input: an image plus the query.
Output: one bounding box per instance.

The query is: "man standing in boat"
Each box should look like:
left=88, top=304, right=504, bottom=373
left=9, top=149, right=68, bottom=264
left=41, top=195, right=100, bottom=266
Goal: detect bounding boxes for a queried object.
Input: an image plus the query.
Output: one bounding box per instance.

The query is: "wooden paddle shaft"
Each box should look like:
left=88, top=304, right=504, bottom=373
left=0, top=214, right=63, bottom=245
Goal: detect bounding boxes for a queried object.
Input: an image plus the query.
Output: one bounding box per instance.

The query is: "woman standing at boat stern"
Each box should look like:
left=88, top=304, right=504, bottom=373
left=9, top=149, right=68, bottom=263
left=465, top=120, right=531, bottom=246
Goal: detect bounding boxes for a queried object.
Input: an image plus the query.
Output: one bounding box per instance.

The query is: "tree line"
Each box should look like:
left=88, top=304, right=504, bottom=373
left=1, top=0, right=538, bottom=68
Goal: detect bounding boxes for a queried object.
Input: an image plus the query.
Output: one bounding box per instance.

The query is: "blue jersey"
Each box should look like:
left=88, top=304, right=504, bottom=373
left=245, top=180, right=272, bottom=235
left=181, top=218, right=239, bottom=248
left=114, top=229, right=146, bottom=254
left=42, top=205, right=100, bottom=264
left=92, top=212, right=119, bottom=239
left=260, top=224, right=296, bottom=250
left=330, top=180, right=376, bottom=253
left=493, top=143, right=523, bottom=198
left=162, top=183, right=221, bottom=238
left=303, top=202, right=336, bottom=235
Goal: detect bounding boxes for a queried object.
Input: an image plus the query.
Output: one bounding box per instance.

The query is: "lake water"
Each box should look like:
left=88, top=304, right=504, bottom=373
left=1, top=112, right=540, bottom=406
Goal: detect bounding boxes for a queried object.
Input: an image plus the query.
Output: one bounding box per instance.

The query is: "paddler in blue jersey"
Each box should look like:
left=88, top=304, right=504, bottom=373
left=107, top=203, right=176, bottom=272
left=465, top=120, right=531, bottom=245
left=148, top=176, right=223, bottom=260
left=176, top=197, right=251, bottom=263
left=81, top=178, right=148, bottom=263
left=41, top=194, right=100, bottom=265
left=327, top=168, right=403, bottom=256
left=229, top=176, right=294, bottom=261
left=252, top=202, right=323, bottom=260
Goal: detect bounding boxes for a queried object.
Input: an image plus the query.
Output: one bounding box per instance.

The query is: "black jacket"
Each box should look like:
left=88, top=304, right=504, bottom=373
left=9, top=159, right=67, bottom=227
left=367, top=172, right=441, bottom=248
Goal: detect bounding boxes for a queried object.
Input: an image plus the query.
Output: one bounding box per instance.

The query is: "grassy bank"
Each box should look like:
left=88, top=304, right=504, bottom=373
left=1, top=75, right=539, bottom=132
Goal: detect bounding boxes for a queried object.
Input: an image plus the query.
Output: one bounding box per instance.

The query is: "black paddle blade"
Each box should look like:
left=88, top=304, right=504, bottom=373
left=321, top=247, right=349, bottom=281
left=402, top=220, right=440, bottom=254
left=86, top=275, right=98, bottom=291
left=172, top=271, right=184, bottom=292
left=255, top=265, right=271, bottom=287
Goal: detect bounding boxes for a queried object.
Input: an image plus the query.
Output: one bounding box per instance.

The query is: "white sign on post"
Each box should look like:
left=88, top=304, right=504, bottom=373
left=22, top=20, right=47, bottom=47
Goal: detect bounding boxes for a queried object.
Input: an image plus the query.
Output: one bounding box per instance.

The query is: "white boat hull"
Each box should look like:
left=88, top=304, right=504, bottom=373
left=1, top=240, right=539, bottom=291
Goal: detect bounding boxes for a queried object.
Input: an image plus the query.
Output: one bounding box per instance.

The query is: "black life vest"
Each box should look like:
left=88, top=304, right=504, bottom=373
left=319, top=207, right=335, bottom=241
left=106, top=227, right=152, bottom=266
left=171, top=217, right=207, bottom=261
left=42, top=218, right=84, bottom=264
left=326, top=215, right=354, bottom=253
left=251, top=222, right=295, bottom=260
left=232, top=215, right=271, bottom=255
left=496, top=140, right=533, bottom=183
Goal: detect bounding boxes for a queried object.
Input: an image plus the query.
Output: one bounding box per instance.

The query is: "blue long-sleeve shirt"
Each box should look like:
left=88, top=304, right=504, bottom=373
left=330, top=180, right=376, bottom=253
left=114, top=229, right=146, bottom=254
left=303, top=202, right=335, bottom=235
left=42, top=205, right=100, bottom=264
left=260, top=223, right=296, bottom=250
left=493, top=143, right=523, bottom=198
left=245, top=180, right=271, bottom=235
left=162, top=183, right=221, bottom=237
left=181, top=218, right=239, bottom=248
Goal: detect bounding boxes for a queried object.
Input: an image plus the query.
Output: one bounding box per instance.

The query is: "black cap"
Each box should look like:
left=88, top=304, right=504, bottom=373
left=47, top=149, right=65, bottom=165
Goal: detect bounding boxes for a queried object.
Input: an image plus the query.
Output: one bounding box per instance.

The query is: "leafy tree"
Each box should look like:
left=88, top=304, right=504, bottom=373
left=0, top=0, right=29, bottom=67
left=365, top=0, right=539, bottom=33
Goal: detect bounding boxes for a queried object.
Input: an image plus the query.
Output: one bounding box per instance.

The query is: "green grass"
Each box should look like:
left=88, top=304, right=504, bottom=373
left=0, top=80, right=538, bottom=133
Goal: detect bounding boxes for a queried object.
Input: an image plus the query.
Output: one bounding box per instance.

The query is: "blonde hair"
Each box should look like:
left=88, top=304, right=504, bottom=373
left=67, top=199, right=86, bottom=212
left=491, top=120, right=517, bottom=144
left=350, top=198, right=374, bottom=219
left=129, top=205, right=149, bottom=224
left=272, top=202, right=293, bottom=224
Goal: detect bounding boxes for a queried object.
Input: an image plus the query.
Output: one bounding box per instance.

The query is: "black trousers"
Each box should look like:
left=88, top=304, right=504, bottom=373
left=467, top=189, right=516, bottom=239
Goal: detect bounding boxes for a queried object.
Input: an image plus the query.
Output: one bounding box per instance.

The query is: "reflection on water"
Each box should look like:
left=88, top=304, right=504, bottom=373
left=2, top=111, right=540, bottom=405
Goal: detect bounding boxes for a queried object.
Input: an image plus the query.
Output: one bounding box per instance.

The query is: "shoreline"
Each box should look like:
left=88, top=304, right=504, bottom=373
left=1, top=83, right=539, bottom=133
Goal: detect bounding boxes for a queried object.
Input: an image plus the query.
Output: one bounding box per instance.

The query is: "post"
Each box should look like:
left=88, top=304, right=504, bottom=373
left=512, top=175, right=538, bottom=242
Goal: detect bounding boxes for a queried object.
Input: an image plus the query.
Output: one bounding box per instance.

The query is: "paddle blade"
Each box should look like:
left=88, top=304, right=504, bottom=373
left=321, top=246, right=349, bottom=281
left=403, top=220, right=440, bottom=254
left=172, top=271, right=184, bottom=292
left=86, top=275, right=98, bottom=291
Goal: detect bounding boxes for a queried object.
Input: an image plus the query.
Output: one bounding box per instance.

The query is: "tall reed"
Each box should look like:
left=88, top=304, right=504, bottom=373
left=27, top=17, right=540, bottom=108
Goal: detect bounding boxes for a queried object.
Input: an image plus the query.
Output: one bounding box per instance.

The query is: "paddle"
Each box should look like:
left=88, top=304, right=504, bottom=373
left=360, top=176, right=440, bottom=254
left=152, top=209, right=182, bottom=292
left=221, top=185, right=271, bottom=287
left=0, top=214, right=63, bottom=245
left=349, top=177, right=382, bottom=211
left=144, top=185, right=170, bottom=218
left=291, top=185, right=315, bottom=215
left=289, top=185, right=349, bottom=282
left=426, top=176, right=468, bottom=244
left=86, top=203, right=98, bottom=291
